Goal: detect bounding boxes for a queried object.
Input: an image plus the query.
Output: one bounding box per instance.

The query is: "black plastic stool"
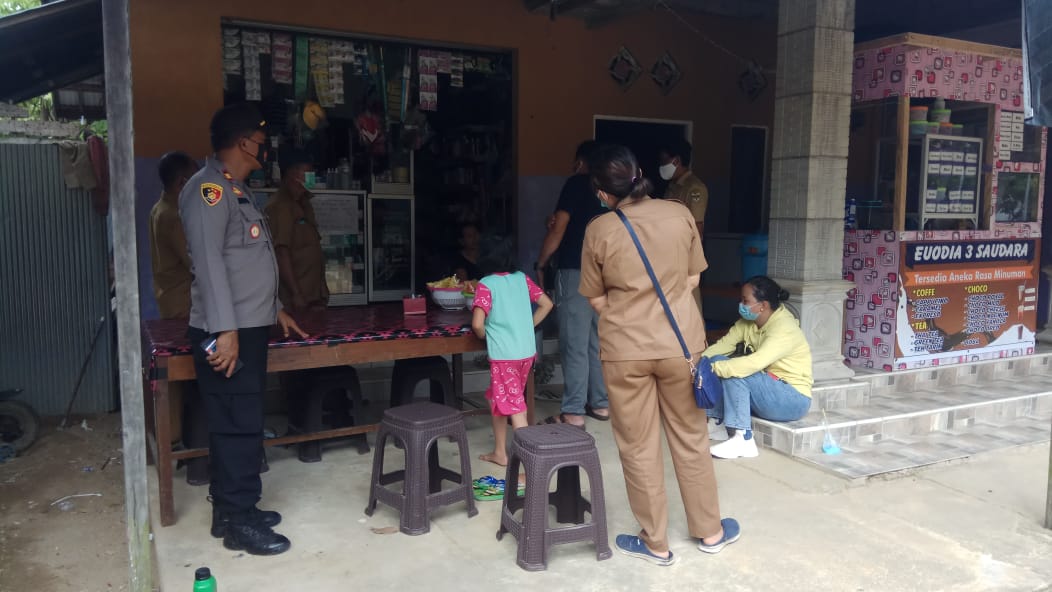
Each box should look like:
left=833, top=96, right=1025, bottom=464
left=389, top=357, right=456, bottom=408
left=287, top=367, right=369, bottom=462
left=497, top=424, right=611, bottom=571
left=364, top=402, right=477, bottom=535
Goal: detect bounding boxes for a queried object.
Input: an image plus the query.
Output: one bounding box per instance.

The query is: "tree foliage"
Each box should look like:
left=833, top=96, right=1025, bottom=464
left=0, top=1, right=42, bottom=17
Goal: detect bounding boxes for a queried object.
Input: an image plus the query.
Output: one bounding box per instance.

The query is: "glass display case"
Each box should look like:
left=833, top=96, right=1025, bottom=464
left=312, top=191, right=368, bottom=306
left=367, top=194, right=415, bottom=301
left=919, top=135, right=982, bottom=230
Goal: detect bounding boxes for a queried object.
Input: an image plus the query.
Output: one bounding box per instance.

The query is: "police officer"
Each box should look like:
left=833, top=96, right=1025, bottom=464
left=659, top=139, right=709, bottom=238
left=149, top=151, right=210, bottom=486
left=180, top=103, right=307, bottom=556
left=659, top=139, right=709, bottom=319
left=264, top=151, right=327, bottom=310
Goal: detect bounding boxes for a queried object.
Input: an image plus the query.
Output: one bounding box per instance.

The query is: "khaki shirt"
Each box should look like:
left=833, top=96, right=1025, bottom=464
left=148, top=192, right=192, bottom=319
left=179, top=157, right=281, bottom=333
left=664, top=171, right=708, bottom=226
left=264, top=188, right=327, bottom=305
left=580, top=198, right=708, bottom=362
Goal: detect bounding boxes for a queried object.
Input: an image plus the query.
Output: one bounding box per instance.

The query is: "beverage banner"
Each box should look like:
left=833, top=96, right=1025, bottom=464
left=896, top=239, right=1040, bottom=361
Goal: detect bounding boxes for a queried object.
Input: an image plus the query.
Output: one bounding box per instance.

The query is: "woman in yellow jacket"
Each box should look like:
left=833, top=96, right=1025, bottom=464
left=703, top=276, right=813, bottom=459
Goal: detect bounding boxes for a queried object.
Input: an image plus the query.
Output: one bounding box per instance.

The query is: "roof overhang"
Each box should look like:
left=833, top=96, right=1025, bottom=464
left=0, top=0, right=103, bottom=104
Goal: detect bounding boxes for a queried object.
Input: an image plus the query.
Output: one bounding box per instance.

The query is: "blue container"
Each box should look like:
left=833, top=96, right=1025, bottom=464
left=741, top=234, right=768, bottom=281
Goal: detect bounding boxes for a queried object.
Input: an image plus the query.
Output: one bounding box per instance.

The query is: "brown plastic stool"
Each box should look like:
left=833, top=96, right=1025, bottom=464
left=364, top=401, right=477, bottom=535
left=287, top=367, right=369, bottom=462
left=389, top=357, right=455, bottom=408
left=497, top=424, right=612, bottom=571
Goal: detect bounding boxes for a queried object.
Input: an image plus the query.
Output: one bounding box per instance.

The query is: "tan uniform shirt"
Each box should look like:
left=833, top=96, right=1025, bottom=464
left=264, top=187, right=327, bottom=306
left=664, top=171, right=709, bottom=227
left=148, top=192, right=192, bottom=319
left=580, top=198, right=708, bottom=362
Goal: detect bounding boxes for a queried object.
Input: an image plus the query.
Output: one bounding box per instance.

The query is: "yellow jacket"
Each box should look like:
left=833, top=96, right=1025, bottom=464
left=704, top=306, right=813, bottom=397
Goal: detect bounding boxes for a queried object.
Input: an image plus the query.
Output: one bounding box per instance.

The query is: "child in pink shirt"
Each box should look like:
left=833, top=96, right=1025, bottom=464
left=471, top=240, right=553, bottom=466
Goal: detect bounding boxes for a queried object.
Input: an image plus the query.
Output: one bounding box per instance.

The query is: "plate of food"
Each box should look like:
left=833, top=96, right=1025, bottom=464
left=426, top=275, right=467, bottom=310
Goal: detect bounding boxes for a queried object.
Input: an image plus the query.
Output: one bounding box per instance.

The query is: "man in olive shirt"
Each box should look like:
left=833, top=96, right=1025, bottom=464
left=659, top=139, right=708, bottom=238
left=264, top=151, right=327, bottom=310
left=148, top=151, right=210, bottom=486
left=660, top=139, right=709, bottom=318
left=149, top=151, right=198, bottom=319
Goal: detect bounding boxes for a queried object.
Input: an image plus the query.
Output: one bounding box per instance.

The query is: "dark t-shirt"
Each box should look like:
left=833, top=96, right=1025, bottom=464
left=555, top=174, right=607, bottom=269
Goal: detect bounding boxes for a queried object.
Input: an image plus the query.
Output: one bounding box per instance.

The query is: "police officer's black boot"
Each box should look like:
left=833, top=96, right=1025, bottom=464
left=222, top=520, right=291, bottom=556
left=211, top=505, right=282, bottom=538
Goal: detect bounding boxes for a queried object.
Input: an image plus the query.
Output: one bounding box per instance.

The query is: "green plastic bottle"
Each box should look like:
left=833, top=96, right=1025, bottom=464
left=193, top=567, right=217, bottom=592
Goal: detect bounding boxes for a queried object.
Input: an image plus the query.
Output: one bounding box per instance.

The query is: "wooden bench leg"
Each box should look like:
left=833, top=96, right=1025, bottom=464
left=155, top=377, right=176, bottom=527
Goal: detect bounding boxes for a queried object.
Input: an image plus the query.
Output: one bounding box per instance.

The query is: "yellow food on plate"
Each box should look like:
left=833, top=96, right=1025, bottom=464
left=426, top=275, right=462, bottom=289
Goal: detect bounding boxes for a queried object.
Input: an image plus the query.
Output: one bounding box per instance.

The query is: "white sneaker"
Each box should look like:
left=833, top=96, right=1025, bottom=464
left=710, top=432, right=759, bottom=459
left=707, top=418, right=729, bottom=441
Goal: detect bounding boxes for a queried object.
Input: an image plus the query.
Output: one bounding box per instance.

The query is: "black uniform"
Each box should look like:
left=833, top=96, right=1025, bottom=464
left=180, top=157, right=281, bottom=520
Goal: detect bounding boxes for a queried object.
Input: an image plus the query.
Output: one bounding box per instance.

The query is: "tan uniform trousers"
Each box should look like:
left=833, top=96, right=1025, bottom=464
left=603, top=354, right=721, bottom=553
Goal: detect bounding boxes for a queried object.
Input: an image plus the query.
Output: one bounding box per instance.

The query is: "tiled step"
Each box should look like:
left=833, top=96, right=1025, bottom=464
left=753, top=368, right=1052, bottom=480
left=755, top=373, right=1052, bottom=455
left=794, top=414, right=1051, bottom=480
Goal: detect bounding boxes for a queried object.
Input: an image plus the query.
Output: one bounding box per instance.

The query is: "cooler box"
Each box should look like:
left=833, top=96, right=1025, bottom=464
left=741, top=234, right=768, bottom=280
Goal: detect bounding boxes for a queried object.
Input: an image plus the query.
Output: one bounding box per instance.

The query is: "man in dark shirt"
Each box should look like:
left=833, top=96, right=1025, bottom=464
left=535, top=141, right=609, bottom=427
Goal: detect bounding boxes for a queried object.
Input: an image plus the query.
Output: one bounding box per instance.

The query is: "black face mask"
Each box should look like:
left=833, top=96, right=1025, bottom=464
left=244, top=138, right=267, bottom=166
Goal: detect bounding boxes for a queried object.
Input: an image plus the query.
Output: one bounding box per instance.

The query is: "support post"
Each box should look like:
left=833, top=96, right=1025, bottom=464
left=894, top=95, right=909, bottom=231
left=102, top=0, right=153, bottom=589
left=1046, top=427, right=1052, bottom=529
left=769, top=0, right=857, bottom=381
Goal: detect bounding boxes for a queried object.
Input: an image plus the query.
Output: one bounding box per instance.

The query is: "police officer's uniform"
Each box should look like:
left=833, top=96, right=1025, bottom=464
left=180, top=156, right=281, bottom=521
left=264, top=187, right=327, bottom=306
left=664, top=171, right=709, bottom=321
left=663, top=171, right=709, bottom=235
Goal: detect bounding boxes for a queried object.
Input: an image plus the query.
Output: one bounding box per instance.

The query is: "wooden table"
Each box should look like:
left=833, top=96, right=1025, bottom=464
left=142, top=304, right=534, bottom=527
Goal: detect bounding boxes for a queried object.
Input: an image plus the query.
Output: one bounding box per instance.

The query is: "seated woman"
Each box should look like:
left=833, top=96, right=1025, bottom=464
left=703, top=276, right=813, bottom=459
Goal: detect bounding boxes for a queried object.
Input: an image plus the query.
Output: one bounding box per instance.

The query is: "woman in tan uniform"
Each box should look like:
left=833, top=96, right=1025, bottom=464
left=579, top=144, right=740, bottom=566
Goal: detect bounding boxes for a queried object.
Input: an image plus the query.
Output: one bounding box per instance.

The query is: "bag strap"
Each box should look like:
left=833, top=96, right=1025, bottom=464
left=615, top=209, right=694, bottom=367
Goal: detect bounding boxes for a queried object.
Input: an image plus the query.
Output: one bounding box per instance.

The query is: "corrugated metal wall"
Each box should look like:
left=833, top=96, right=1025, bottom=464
left=0, top=142, right=115, bottom=415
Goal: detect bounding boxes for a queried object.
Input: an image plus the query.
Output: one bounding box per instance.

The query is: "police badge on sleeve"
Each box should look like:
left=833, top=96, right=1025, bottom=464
left=200, top=183, right=224, bottom=206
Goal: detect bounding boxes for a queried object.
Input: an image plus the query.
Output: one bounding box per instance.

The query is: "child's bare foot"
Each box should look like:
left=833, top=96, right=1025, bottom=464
left=479, top=452, right=508, bottom=467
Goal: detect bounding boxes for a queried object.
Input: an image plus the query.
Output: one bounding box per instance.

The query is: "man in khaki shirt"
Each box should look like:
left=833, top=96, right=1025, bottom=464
left=149, top=151, right=199, bottom=319
left=659, top=139, right=708, bottom=238
left=264, top=152, right=327, bottom=310
left=148, top=150, right=208, bottom=485
left=660, top=139, right=708, bottom=317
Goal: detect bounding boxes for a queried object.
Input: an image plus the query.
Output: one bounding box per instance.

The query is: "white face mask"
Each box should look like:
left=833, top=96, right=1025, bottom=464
left=659, top=162, right=677, bottom=181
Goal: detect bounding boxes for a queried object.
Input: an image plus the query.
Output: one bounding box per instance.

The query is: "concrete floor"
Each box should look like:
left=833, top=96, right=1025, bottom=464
left=150, top=407, right=1052, bottom=591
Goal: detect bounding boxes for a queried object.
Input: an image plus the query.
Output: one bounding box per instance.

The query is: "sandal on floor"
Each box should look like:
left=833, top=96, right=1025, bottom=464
left=538, top=414, right=586, bottom=429
left=584, top=405, right=610, bottom=421
left=472, top=476, right=502, bottom=490
left=474, top=485, right=505, bottom=501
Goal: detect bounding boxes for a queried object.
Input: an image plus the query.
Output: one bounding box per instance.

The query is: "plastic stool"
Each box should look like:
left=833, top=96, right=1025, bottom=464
left=364, top=402, right=477, bottom=535
left=389, top=357, right=455, bottom=408
left=497, top=424, right=611, bottom=571
left=288, top=367, right=369, bottom=462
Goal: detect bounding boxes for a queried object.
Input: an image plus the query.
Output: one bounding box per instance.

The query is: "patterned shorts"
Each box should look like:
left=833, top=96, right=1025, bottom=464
left=485, top=357, right=535, bottom=417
